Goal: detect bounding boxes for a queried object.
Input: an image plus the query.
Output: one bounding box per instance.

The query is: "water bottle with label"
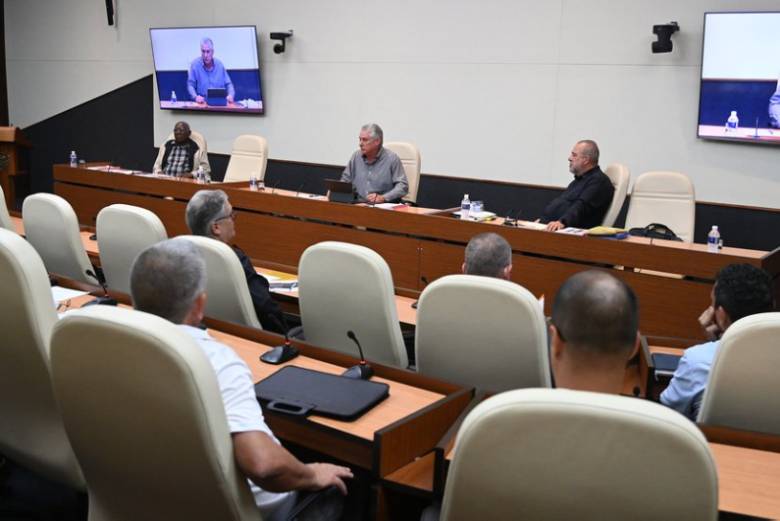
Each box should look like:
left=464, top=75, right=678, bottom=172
left=69, top=150, right=78, bottom=168
left=460, top=194, right=471, bottom=220
left=249, top=175, right=258, bottom=191
left=171, top=90, right=177, bottom=104
left=196, top=166, right=205, bottom=184
left=725, top=111, right=739, bottom=132
left=707, top=225, right=721, bottom=253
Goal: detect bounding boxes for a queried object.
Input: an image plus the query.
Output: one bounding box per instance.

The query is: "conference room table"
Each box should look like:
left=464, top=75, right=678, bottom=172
left=51, top=164, right=779, bottom=343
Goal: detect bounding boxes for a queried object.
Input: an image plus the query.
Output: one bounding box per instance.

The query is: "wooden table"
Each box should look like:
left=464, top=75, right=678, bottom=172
left=51, top=164, right=780, bottom=341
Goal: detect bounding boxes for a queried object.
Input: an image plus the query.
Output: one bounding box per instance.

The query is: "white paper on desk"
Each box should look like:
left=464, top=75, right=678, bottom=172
left=556, top=227, right=588, bottom=236
left=51, top=286, right=90, bottom=302
left=517, top=221, right=548, bottom=231
left=257, top=271, right=281, bottom=282
left=373, top=203, right=406, bottom=210
left=269, top=280, right=299, bottom=291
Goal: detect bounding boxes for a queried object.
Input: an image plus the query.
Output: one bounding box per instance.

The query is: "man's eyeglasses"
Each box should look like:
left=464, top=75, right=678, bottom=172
left=214, top=210, right=236, bottom=223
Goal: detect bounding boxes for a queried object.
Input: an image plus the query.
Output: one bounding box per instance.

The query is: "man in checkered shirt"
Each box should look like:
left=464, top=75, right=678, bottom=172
left=153, top=121, right=211, bottom=178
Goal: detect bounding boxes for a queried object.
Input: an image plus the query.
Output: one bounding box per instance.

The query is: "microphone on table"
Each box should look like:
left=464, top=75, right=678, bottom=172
left=342, top=330, right=374, bottom=380
left=295, top=182, right=306, bottom=198
left=82, top=269, right=118, bottom=306
left=411, top=276, right=429, bottom=310
left=260, top=315, right=299, bottom=365
left=270, top=179, right=281, bottom=194
left=503, top=209, right=522, bottom=227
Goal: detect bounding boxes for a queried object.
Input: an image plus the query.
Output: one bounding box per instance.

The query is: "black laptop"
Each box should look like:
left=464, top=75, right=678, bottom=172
left=324, top=179, right=356, bottom=204
left=206, top=88, right=228, bottom=106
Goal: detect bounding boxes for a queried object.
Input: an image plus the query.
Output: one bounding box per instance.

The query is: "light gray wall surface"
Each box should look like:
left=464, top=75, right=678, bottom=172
left=5, top=0, right=779, bottom=208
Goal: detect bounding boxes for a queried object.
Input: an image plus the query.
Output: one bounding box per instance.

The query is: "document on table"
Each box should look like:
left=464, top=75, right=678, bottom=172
left=51, top=286, right=90, bottom=303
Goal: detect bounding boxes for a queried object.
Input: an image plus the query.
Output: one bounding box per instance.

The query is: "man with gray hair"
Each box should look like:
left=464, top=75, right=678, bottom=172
left=340, top=123, right=408, bottom=203
left=187, top=37, right=235, bottom=104
left=462, top=232, right=513, bottom=280
left=131, top=238, right=352, bottom=520
left=540, top=139, right=614, bottom=232
left=186, top=189, right=286, bottom=333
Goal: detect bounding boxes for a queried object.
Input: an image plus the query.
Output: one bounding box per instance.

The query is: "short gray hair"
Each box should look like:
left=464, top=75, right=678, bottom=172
left=361, top=123, right=383, bottom=146
left=464, top=233, right=512, bottom=278
left=186, top=189, right=229, bottom=238
left=577, top=140, right=600, bottom=164
left=130, top=238, right=206, bottom=324
left=200, top=37, right=214, bottom=49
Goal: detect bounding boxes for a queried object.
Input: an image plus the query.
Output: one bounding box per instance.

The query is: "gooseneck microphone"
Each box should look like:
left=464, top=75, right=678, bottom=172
left=342, top=330, right=374, bottom=380
left=411, top=276, right=430, bottom=310
left=295, top=182, right=306, bottom=198
left=260, top=315, right=299, bottom=365
left=270, top=179, right=281, bottom=194
left=83, top=269, right=118, bottom=306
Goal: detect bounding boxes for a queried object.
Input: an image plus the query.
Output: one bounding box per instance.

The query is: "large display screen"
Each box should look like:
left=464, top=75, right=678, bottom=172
left=150, top=26, right=264, bottom=114
left=698, top=12, right=780, bottom=145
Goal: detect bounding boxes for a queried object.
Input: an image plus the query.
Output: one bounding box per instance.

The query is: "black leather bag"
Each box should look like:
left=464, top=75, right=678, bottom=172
left=628, top=223, right=682, bottom=241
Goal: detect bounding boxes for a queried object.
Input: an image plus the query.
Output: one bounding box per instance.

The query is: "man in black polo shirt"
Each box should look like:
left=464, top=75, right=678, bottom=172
left=541, top=140, right=614, bottom=232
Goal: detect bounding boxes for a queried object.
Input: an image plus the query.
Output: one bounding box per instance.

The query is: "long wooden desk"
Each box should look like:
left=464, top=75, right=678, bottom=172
left=52, top=164, right=779, bottom=341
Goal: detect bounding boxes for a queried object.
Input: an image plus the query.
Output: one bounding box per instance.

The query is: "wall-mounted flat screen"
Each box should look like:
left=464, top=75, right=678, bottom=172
left=150, top=25, right=264, bottom=114
left=698, top=12, right=780, bottom=144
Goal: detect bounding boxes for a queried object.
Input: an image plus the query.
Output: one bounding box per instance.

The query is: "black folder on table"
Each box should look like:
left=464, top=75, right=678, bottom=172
left=254, top=366, right=389, bottom=421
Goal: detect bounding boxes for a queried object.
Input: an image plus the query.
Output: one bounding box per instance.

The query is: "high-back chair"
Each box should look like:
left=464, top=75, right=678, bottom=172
left=223, top=134, right=269, bottom=183
left=97, top=204, right=168, bottom=295
left=698, top=312, right=780, bottom=434
left=384, top=141, right=421, bottom=204
left=601, top=163, right=630, bottom=227
left=22, top=193, right=97, bottom=284
left=298, top=241, right=408, bottom=368
left=415, top=275, right=550, bottom=391
left=0, top=183, right=14, bottom=231
left=0, top=228, right=84, bottom=489
left=50, top=305, right=261, bottom=520
left=625, top=171, right=695, bottom=242
left=440, top=388, right=718, bottom=521
left=182, top=235, right=262, bottom=329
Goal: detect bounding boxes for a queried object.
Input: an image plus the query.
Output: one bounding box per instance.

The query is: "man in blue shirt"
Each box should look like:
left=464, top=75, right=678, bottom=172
left=661, top=264, right=774, bottom=421
left=187, top=37, right=235, bottom=104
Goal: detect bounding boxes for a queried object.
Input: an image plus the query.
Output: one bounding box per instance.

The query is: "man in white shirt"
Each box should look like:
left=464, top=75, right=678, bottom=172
left=130, top=238, right=352, bottom=520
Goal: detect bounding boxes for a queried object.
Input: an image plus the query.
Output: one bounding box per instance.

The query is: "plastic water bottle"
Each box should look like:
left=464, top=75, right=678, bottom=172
left=69, top=151, right=78, bottom=168
left=707, top=225, right=720, bottom=253
left=249, top=175, right=258, bottom=191
left=725, top=111, right=739, bottom=132
left=460, top=194, right=471, bottom=220
left=196, top=166, right=205, bottom=184
left=171, top=90, right=177, bottom=104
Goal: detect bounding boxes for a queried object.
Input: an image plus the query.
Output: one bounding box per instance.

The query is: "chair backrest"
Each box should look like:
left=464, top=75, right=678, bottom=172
left=50, top=305, right=260, bottom=520
left=223, top=134, right=269, bottom=183
left=0, top=184, right=14, bottom=231
left=0, top=228, right=84, bottom=489
left=97, top=204, right=168, bottom=295
left=298, top=241, right=408, bottom=368
left=384, top=141, right=421, bottom=204
left=441, top=388, right=718, bottom=521
left=698, top=312, right=780, bottom=434
left=625, top=171, right=695, bottom=242
left=415, top=275, right=550, bottom=391
left=601, top=163, right=630, bottom=227
left=22, top=193, right=97, bottom=284
left=181, top=235, right=262, bottom=329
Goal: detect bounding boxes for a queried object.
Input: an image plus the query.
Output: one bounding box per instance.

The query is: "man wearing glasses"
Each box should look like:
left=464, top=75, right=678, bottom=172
left=186, top=189, right=286, bottom=333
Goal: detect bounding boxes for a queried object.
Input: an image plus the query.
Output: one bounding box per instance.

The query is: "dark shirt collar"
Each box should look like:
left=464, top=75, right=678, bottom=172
left=574, top=165, right=600, bottom=180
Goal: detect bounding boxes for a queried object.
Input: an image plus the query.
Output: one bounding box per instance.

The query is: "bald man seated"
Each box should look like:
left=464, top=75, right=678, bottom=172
left=462, top=232, right=513, bottom=280
left=549, top=270, right=640, bottom=394
left=130, top=238, right=352, bottom=520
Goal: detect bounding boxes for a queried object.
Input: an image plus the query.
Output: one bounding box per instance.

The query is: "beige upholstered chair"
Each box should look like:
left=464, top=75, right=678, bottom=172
left=182, top=235, right=262, bottom=329
left=601, top=163, right=630, bottom=227
left=0, top=228, right=85, bottom=489
left=698, top=312, right=780, bottom=434
left=0, top=184, right=14, bottom=231
left=384, top=141, right=421, bottom=204
left=97, top=204, right=168, bottom=295
left=625, top=171, right=695, bottom=242
left=415, top=275, right=550, bottom=392
left=299, top=241, right=408, bottom=368
left=223, top=134, right=269, bottom=183
left=49, top=305, right=261, bottom=520
left=22, top=193, right=97, bottom=284
left=440, top=388, right=718, bottom=521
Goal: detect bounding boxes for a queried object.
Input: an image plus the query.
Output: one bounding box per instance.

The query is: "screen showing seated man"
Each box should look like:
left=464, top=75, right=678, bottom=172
left=150, top=26, right=265, bottom=114
left=697, top=12, right=780, bottom=145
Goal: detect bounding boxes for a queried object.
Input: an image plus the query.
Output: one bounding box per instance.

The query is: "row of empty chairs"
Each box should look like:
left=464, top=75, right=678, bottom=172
left=602, top=165, right=696, bottom=242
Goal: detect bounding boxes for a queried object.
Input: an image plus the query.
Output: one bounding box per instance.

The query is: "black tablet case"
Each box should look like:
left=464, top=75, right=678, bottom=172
left=254, top=366, right=390, bottom=421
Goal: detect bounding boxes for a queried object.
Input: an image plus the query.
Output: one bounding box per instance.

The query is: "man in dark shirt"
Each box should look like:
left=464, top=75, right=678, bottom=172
left=185, top=189, right=286, bottom=333
left=541, top=140, right=614, bottom=231
left=153, top=121, right=211, bottom=178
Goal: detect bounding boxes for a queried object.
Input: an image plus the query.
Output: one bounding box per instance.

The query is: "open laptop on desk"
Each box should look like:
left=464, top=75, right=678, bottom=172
left=324, top=179, right=356, bottom=204
left=206, top=88, right=227, bottom=106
